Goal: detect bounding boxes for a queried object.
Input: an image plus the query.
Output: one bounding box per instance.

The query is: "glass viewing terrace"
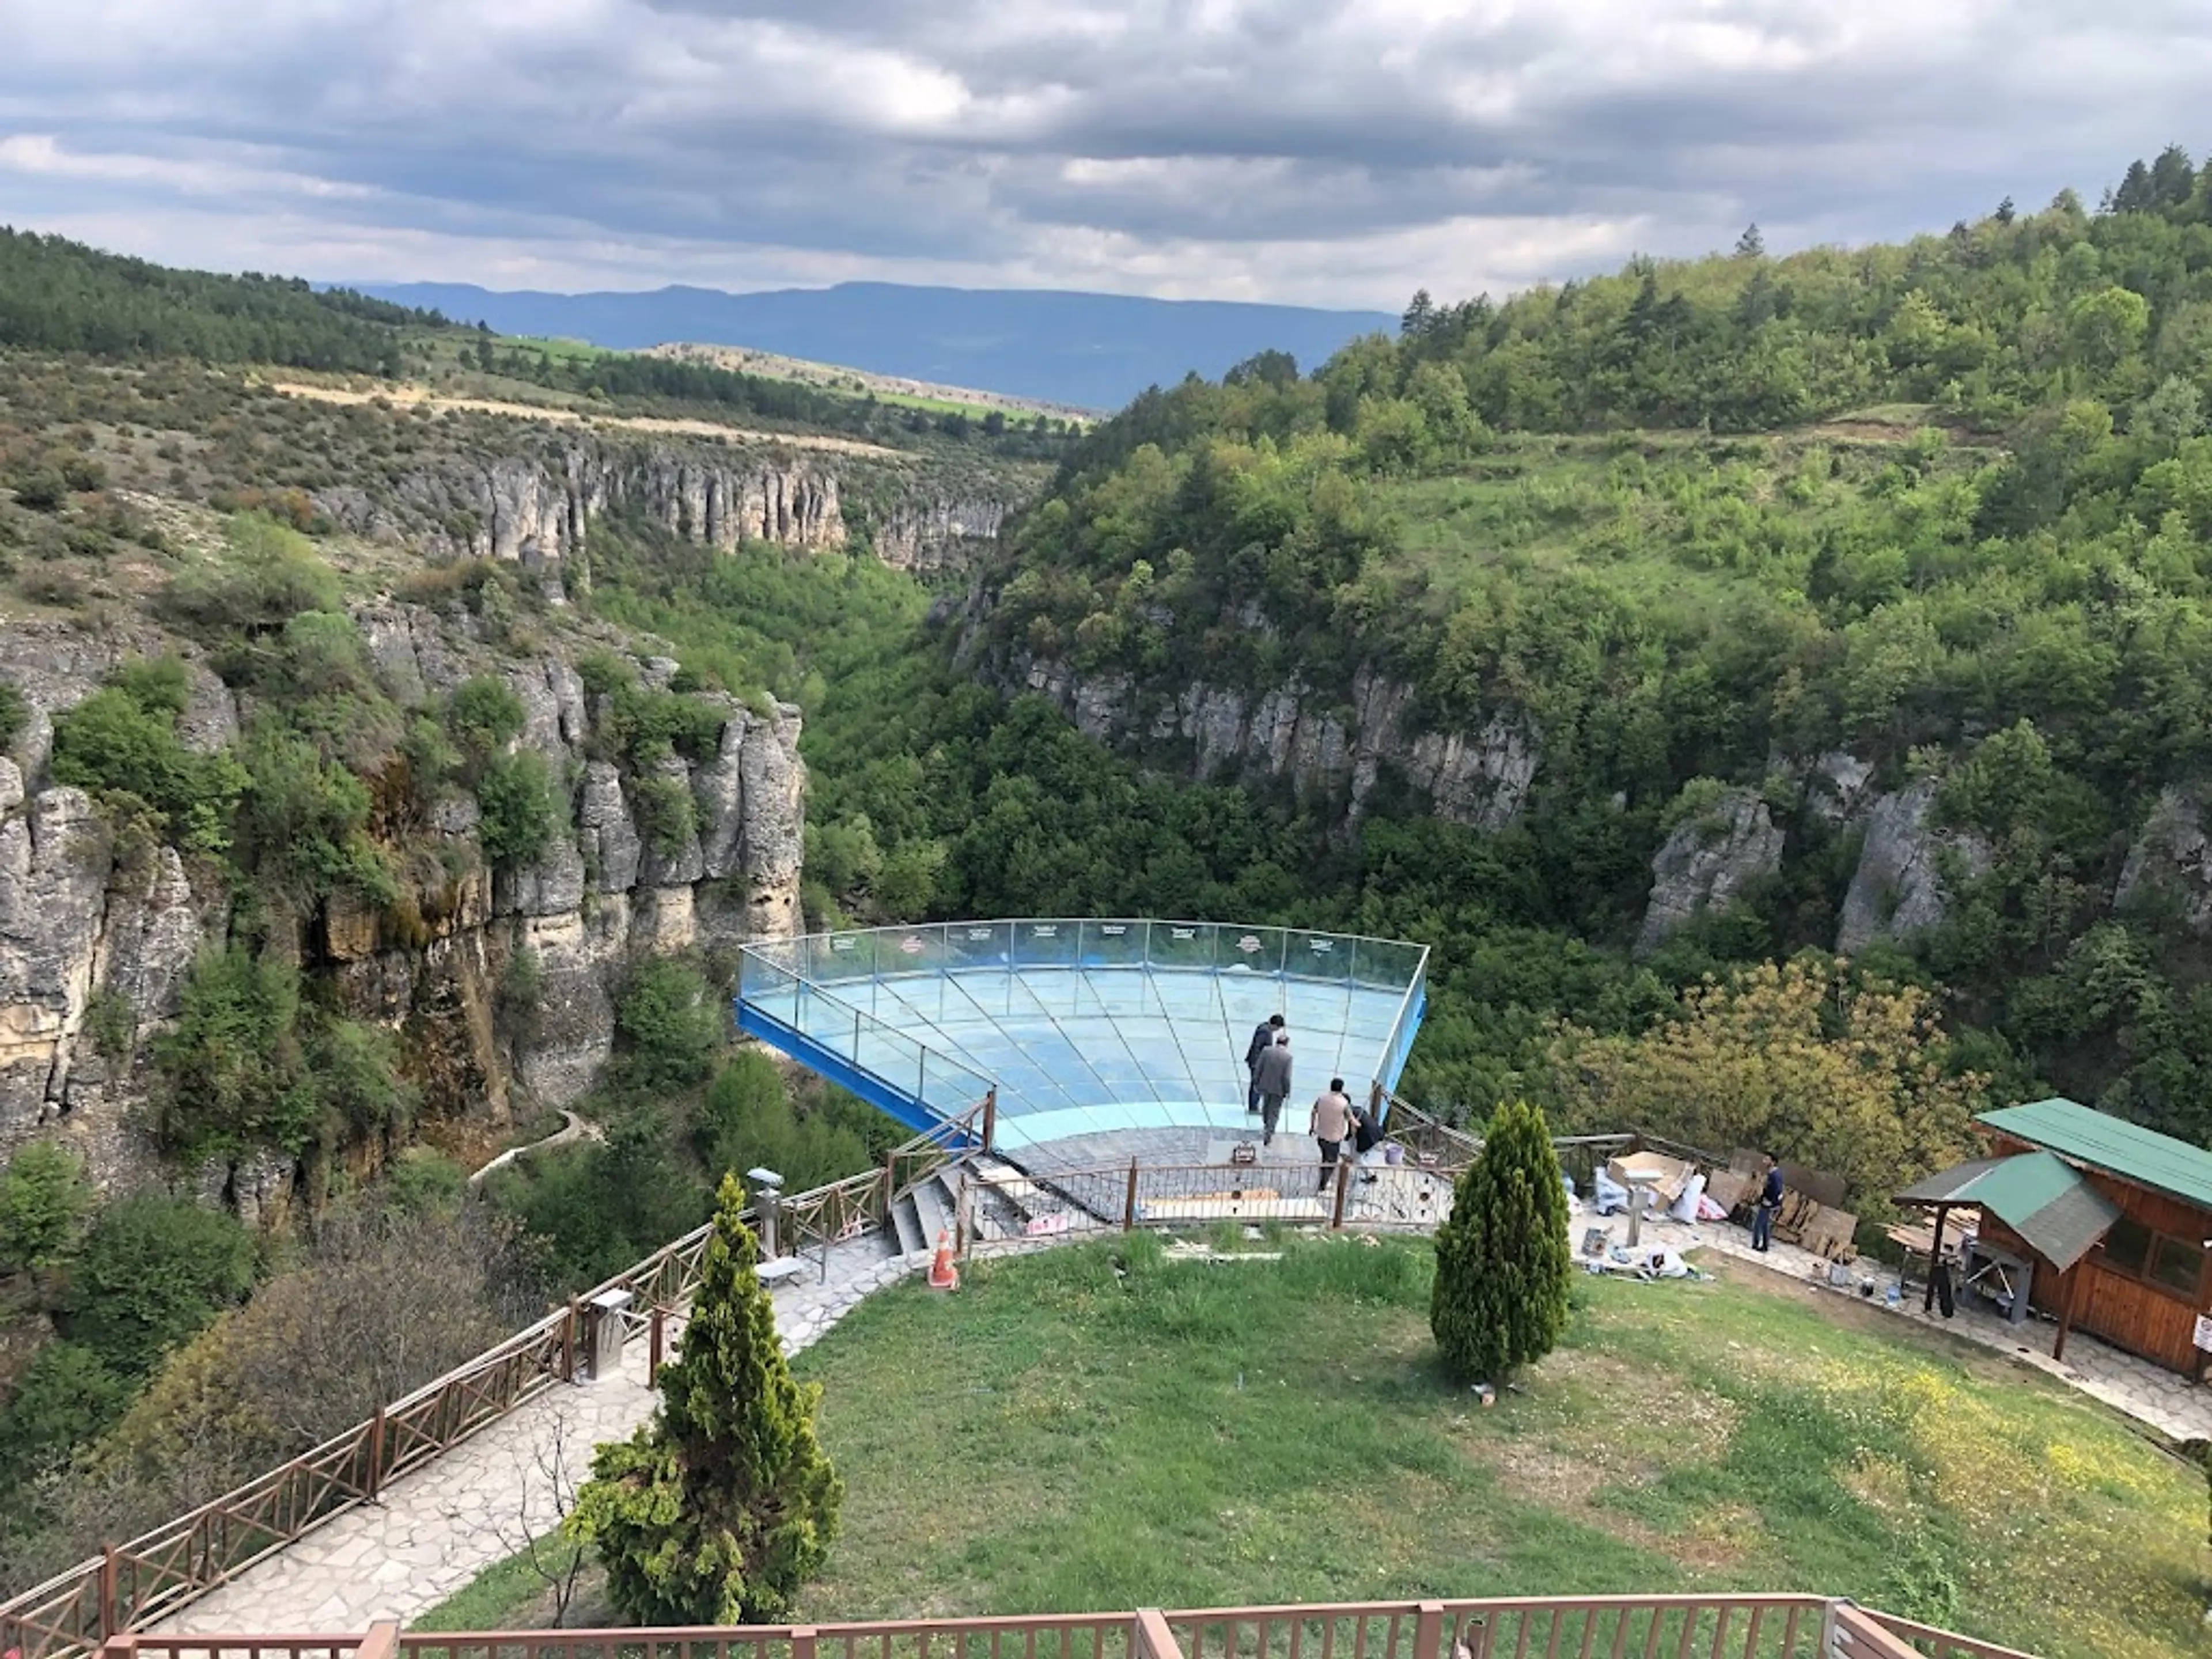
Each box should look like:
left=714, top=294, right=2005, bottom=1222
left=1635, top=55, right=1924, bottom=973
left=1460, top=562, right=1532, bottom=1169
left=736, top=919, right=1428, bottom=1153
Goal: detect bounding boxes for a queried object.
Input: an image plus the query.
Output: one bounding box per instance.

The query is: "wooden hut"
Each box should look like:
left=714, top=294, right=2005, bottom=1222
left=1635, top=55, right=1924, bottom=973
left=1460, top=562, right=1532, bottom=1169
left=1898, top=1098, right=2212, bottom=1378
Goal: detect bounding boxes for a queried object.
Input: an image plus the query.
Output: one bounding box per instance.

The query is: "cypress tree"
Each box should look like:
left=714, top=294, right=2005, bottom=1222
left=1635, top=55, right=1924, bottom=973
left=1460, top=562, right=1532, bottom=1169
left=566, top=1173, right=843, bottom=1622
left=1430, top=1100, right=1572, bottom=1384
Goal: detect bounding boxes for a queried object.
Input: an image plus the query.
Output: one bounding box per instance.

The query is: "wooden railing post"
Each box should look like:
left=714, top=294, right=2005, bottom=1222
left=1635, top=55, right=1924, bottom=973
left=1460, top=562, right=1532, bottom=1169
left=563, top=1297, right=581, bottom=1382
left=367, top=1404, right=386, bottom=1499
left=1827, top=1604, right=1927, bottom=1658
left=97, top=1544, right=118, bottom=1639
left=1331, top=1157, right=1350, bottom=1229
left=649, top=1305, right=666, bottom=1384
left=97, top=1633, right=138, bottom=1659
left=1134, top=1609, right=1184, bottom=1659
left=982, top=1087, right=997, bottom=1152
left=357, top=1618, right=402, bottom=1659
left=1123, top=1159, right=1140, bottom=1231
left=1414, top=1601, right=1445, bottom=1659
left=793, top=1626, right=819, bottom=1659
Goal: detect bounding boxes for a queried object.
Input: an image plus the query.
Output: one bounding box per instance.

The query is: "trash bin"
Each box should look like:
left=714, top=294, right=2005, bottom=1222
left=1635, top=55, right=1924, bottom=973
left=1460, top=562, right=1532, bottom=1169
left=585, top=1288, right=635, bottom=1382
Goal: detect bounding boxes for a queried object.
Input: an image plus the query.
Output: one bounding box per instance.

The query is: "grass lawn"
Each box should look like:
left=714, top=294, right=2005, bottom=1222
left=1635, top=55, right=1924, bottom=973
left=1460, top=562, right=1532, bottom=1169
left=418, top=1236, right=2206, bottom=1658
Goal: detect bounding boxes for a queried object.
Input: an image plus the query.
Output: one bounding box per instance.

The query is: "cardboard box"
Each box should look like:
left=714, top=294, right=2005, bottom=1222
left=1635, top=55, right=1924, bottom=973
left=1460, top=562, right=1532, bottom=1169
left=1605, top=1152, right=1695, bottom=1206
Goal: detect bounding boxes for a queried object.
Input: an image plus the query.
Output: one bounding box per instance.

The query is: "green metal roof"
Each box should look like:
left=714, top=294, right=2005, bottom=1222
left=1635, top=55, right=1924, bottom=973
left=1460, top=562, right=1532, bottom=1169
left=1894, top=1149, right=2122, bottom=1272
left=1976, top=1097, right=2212, bottom=1213
left=1896, top=1156, right=2014, bottom=1206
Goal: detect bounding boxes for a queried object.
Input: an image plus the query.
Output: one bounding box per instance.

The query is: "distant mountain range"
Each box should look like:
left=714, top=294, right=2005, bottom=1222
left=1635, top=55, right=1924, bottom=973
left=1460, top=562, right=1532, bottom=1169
left=352, top=281, right=1398, bottom=411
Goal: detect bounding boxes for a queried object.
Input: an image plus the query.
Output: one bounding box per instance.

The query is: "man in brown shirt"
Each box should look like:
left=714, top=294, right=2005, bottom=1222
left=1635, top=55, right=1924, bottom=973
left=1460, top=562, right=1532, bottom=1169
left=1309, top=1077, right=1354, bottom=1192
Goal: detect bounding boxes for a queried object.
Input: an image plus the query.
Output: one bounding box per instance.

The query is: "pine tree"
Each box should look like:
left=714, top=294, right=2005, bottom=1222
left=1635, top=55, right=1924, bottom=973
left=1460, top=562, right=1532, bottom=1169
left=1430, top=1100, right=1571, bottom=1384
left=565, top=1175, right=843, bottom=1623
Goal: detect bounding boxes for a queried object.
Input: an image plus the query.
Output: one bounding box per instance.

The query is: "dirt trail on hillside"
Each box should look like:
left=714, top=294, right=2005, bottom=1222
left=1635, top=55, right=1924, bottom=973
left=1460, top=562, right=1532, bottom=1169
left=263, top=380, right=911, bottom=460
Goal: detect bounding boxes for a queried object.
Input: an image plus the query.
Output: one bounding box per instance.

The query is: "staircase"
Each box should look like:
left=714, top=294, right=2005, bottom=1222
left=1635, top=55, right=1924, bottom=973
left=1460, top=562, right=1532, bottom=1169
left=882, top=1150, right=1119, bottom=1255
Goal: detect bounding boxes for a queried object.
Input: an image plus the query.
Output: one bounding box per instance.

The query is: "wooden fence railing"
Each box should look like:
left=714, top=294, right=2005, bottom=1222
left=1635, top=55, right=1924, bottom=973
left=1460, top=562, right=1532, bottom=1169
left=1853, top=1609, right=2044, bottom=1659
left=0, top=1099, right=993, bottom=1658
left=89, top=1593, right=2047, bottom=1659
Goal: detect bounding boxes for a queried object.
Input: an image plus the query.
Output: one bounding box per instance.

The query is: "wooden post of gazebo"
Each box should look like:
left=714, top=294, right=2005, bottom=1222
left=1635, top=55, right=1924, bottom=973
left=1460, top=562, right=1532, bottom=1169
left=2054, top=1262, right=2082, bottom=1363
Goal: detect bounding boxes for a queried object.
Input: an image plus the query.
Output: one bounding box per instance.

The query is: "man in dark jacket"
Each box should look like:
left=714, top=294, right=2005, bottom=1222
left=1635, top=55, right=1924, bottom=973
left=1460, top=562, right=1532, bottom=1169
left=1244, top=1013, right=1285, bottom=1112
left=1252, top=1031, right=1293, bottom=1146
left=1751, top=1153, right=1785, bottom=1252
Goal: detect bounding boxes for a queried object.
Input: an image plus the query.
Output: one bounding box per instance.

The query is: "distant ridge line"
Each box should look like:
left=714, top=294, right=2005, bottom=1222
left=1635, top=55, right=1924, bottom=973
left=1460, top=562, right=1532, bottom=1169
left=349, top=278, right=1398, bottom=411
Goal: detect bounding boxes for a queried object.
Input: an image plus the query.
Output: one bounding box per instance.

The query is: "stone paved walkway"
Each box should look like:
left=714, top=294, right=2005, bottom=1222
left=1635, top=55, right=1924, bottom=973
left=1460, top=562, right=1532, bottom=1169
left=154, top=1234, right=925, bottom=1635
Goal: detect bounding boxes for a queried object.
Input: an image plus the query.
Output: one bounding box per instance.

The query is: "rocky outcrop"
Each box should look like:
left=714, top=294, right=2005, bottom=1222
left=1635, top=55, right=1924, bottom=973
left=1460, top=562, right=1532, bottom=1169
left=1020, top=658, right=1540, bottom=831
left=0, top=620, right=238, bottom=781
left=2115, top=786, right=2212, bottom=934
left=1835, top=781, right=1991, bottom=956
left=0, top=609, right=807, bottom=1200
left=875, top=498, right=1010, bottom=574
left=1636, top=788, right=1786, bottom=954
left=316, top=440, right=847, bottom=577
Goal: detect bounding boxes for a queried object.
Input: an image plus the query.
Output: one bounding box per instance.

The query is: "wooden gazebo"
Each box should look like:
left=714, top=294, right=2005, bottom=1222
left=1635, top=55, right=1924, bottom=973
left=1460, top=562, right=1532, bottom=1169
left=1897, top=1098, right=2212, bottom=1378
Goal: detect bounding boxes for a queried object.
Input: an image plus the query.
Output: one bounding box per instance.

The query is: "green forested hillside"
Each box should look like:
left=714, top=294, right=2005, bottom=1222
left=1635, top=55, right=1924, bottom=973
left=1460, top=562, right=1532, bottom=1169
left=0, top=228, right=441, bottom=372
left=794, top=154, right=2212, bottom=1155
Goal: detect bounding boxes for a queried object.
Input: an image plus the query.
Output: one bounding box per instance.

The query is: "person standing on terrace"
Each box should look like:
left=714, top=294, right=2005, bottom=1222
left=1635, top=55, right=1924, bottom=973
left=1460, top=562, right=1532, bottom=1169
left=1253, top=1030, right=1293, bottom=1146
left=1310, top=1077, right=1353, bottom=1192
left=1244, top=1012, right=1285, bottom=1112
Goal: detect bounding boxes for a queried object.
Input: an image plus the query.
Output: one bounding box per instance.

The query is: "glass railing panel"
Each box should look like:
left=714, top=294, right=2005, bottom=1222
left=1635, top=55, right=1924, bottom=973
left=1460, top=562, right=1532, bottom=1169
left=1078, top=918, right=1149, bottom=970
left=1214, top=923, right=1288, bottom=976
left=1012, top=918, right=1080, bottom=969
left=1286, top=929, right=1355, bottom=983
left=1147, top=919, right=1218, bottom=972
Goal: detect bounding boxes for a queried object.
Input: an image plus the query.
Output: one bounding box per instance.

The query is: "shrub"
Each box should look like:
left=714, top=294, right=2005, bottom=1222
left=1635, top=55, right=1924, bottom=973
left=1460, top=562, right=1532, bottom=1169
left=566, top=1175, right=842, bottom=1622
left=11, top=472, right=66, bottom=512
left=150, top=946, right=318, bottom=1161
left=0, top=1341, right=130, bottom=1486
left=447, top=676, right=527, bottom=757
left=84, top=986, right=136, bottom=1061
left=0, top=1142, right=92, bottom=1285
left=475, top=749, right=560, bottom=868
left=629, top=768, right=698, bottom=857
left=310, top=1019, right=416, bottom=1146
left=63, top=1195, right=256, bottom=1379
left=0, top=679, right=25, bottom=755
left=692, top=1052, right=874, bottom=1195
left=234, top=724, right=387, bottom=904
left=611, top=959, right=724, bottom=1094
left=1430, top=1100, right=1571, bottom=1384
left=49, top=681, right=246, bottom=855
left=160, top=513, right=343, bottom=637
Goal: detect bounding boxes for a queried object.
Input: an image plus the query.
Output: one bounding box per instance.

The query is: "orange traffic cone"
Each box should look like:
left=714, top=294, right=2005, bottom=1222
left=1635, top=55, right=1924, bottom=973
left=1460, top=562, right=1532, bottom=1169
left=928, top=1226, right=960, bottom=1291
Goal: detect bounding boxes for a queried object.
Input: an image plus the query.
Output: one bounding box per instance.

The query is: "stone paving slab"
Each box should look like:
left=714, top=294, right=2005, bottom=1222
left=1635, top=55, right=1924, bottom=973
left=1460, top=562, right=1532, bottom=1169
left=154, top=1236, right=926, bottom=1635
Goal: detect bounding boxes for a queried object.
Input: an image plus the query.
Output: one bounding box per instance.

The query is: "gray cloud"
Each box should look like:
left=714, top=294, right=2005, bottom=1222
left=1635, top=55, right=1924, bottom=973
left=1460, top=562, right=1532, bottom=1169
left=1, top=0, right=2207, bottom=305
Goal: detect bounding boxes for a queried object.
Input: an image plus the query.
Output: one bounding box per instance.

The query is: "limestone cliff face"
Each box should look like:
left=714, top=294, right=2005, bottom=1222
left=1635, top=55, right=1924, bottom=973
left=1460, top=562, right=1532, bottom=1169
left=1013, top=655, right=1541, bottom=832
left=1834, top=780, right=1992, bottom=956
left=1635, top=789, right=1786, bottom=955
left=2115, top=786, right=2212, bottom=935
left=997, top=634, right=2017, bottom=959
left=316, top=439, right=848, bottom=575
left=874, top=498, right=1010, bottom=575
left=0, top=610, right=804, bottom=1202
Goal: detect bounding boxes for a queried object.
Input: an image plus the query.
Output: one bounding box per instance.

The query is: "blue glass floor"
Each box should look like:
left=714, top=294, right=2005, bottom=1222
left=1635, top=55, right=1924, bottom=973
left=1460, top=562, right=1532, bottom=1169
left=737, top=921, right=1427, bottom=1152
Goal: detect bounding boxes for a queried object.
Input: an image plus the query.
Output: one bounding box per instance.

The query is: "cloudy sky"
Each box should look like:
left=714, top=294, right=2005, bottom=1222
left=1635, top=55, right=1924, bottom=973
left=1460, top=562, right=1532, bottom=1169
left=2, top=1, right=2209, bottom=309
